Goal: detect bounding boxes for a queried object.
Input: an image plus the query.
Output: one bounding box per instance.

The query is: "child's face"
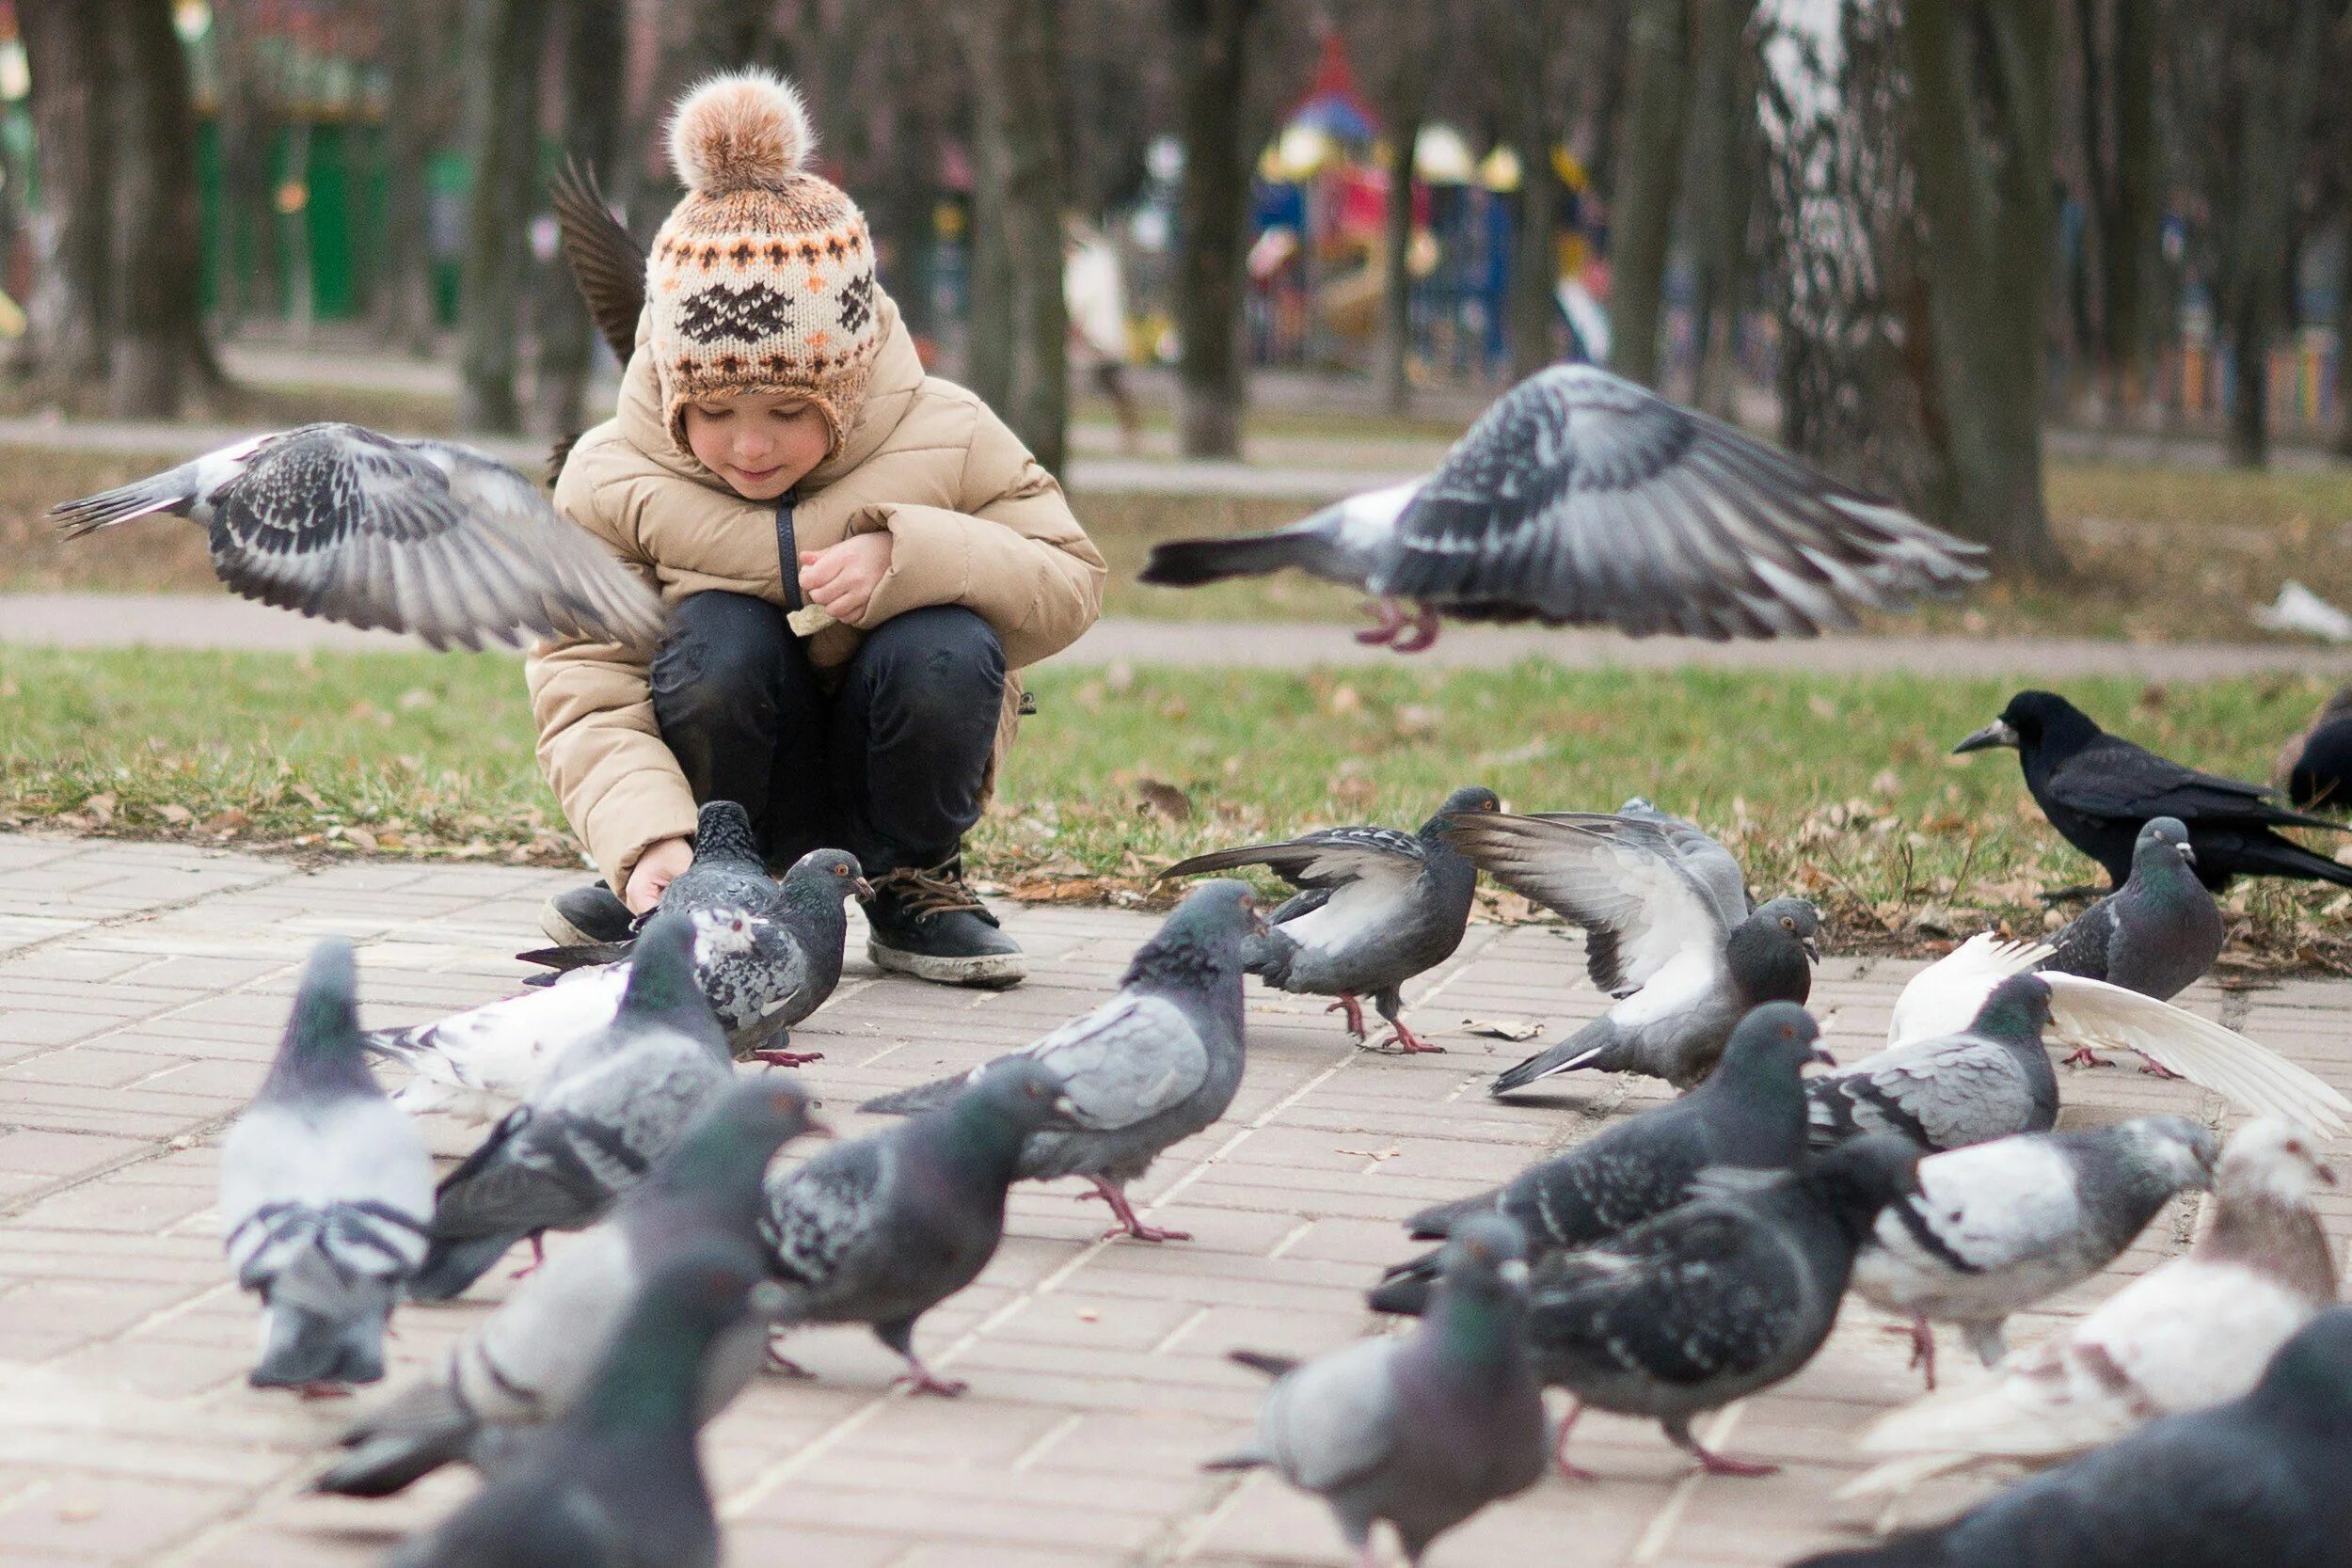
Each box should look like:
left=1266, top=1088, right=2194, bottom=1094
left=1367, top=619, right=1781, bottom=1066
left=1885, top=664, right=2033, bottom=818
left=681, top=390, right=831, bottom=500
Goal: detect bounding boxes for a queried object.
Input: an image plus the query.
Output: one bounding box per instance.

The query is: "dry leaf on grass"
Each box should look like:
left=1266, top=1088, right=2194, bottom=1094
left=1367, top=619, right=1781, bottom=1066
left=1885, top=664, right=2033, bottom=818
left=1458, top=1018, right=1542, bottom=1041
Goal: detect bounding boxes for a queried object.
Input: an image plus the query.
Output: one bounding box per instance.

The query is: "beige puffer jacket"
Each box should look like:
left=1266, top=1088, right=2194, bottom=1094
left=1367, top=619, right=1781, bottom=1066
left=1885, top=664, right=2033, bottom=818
left=528, top=295, right=1106, bottom=892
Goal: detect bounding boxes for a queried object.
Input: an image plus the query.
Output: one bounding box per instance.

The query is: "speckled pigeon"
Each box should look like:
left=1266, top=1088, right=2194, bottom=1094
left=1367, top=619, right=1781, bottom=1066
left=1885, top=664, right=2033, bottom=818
left=1158, top=785, right=1497, bottom=1053
left=313, top=1080, right=818, bottom=1497
left=52, top=424, right=664, bottom=652
left=1207, top=1214, right=1546, bottom=1567
left=381, top=1243, right=771, bottom=1568
left=1370, top=1002, right=1833, bottom=1316
left=1808, top=974, right=2063, bottom=1153
left=409, top=912, right=739, bottom=1301
left=1804, top=1309, right=2352, bottom=1568
left=217, top=941, right=432, bottom=1394
left=1529, top=1132, right=1921, bottom=1478
left=859, top=880, right=1263, bottom=1243
left=1852, top=1116, right=2220, bottom=1387
left=2041, top=817, right=2224, bottom=999
left=1138, top=364, right=1985, bottom=652
left=762, top=1057, right=1079, bottom=1394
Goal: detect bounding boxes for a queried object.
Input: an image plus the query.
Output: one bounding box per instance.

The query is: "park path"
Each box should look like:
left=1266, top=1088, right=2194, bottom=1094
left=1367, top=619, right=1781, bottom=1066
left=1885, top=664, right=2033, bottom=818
left=2, top=832, right=2348, bottom=1566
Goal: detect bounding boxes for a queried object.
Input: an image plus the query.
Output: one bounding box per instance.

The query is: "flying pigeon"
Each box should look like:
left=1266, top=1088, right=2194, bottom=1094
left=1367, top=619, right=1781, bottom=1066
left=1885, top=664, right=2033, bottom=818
left=1137, top=364, right=1985, bottom=651
left=2039, top=816, right=2224, bottom=999
left=1528, top=1132, right=1921, bottom=1478
left=2282, top=685, right=2352, bottom=813
left=1953, top=689, right=2352, bottom=889
left=408, top=911, right=739, bottom=1301
left=312, top=1079, right=818, bottom=1497
left=763, top=1058, right=1079, bottom=1394
left=1851, top=1116, right=2220, bottom=1387
left=1846, top=1119, right=2338, bottom=1498
left=52, top=424, right=665, bottom=652
left=1876, top=934, right=2349, bottom=1137
left=1157, top=784, right=1497, bottom=1053
left=381, top=1243, right=773, bottom=1568
left=859, top=880, right=1263, bottom=1243
left=217, top=941, right=432, bottom=1394
left=1801, top=1309, right=2352, bottom=1568
left=1207, top=1214, right=1547, bottom=1568
left=1369, top=1002, right=1833, bottom=1316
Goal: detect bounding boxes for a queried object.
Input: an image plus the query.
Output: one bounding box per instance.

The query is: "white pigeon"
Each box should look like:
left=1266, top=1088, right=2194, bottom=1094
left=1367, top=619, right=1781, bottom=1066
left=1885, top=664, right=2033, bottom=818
left=1887, top=934, right=2351, bottom=1136
left=1845, top=1117, right=2340, bottom=1497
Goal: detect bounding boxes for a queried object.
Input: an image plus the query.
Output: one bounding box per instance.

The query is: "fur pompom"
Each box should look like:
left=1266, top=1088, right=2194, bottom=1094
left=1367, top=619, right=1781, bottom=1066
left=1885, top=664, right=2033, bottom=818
left=667, top=70, right=814, bottom=194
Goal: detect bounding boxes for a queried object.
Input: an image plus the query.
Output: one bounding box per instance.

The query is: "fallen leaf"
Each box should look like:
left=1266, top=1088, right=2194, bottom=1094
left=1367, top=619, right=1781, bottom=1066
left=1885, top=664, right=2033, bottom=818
left=1458, top=1018, right=1542, bottom=1041
left=1338, top=1146, right=1403, bottom=1161
left=342, top=826, right=380, bottom=852
left=82, top=791, right=116, bottom=826
left=1327, top=683, right=1362, bottom=716
left=1136, top=777, right=1192, bottom=823
left=156, top=803, right=193, bottom=825
left=293, top=784, right=326, bottom=810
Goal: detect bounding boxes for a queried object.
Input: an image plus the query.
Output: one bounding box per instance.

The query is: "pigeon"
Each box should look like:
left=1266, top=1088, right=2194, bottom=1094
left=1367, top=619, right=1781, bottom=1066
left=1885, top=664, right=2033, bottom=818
left=2039, top=816, right=2225, bottom=1000
left=217, top=941, right=432, bottom=1394
left=1953, top=689, right=2352, bottom=890
left=1876, top=934, right=2349, bottom=1137
left=1157, top=784, right=1497, bottom=1053
left=1609, top=797, right=1751, bottom=979
left=1137, top=363, right=1986, bottom=651
left=1206, top=1214, right=1547, bottom=1568
left=409, top=911, right=740, bottom=1301
left=1369, top=1002, right=1834, bottom=1316
left=51, top=424, right=664, bottom=652
left=1846, top=1118, right=2338, bottom=1497
left=859, top=880, right=1263, bottom=1243
left=311, top=1079, right=818, bottom=1498
left=1851, top=1116, right=2221, bottom=1387
left=2282, top=685, right=2352, bottom=812
left=1801, top=1309, right=2352, bottom=1568
left=1807, top=974, right=2064, bottom=1153
left=381, top=1242, right=772, bottom=1568
left=762, top=1057, right=1080, bottom=1394
left=1527, top=1132, right=1922, bottom=1478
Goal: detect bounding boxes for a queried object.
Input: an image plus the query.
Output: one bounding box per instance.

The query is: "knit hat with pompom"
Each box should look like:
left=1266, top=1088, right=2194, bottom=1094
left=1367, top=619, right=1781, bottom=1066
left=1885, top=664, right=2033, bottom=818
left=648, top=70, right=882, bottom=456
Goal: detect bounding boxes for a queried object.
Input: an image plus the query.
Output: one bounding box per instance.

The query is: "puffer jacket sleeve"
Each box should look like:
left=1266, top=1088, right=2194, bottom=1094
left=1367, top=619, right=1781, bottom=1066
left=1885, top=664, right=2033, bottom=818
left=854, top=403, right=1105, bottom=669
left=525, top=452, right=700, bottom=894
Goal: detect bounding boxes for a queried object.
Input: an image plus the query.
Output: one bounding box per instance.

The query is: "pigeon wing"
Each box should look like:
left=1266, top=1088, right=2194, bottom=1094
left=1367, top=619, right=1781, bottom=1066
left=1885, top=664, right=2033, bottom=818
left=1018, top=994, right=1210, bottom=1131
left=1887, top=935, right=2053, bottom=1048
left=549, top=157, right=646, bottom=366
left=1808, top=1039, right=2041, bottom=1151
left=1162, top=825, right=1429, bottom=893
left=1530, top=1208, right=1798, bottom=1385
left=762, top=1138, right=889, bottom=1298
left=1374, top=365, right=1985, bottom=639
left=1255, top=1338, right=1401, bottom=1493
left=2042, top=976, right=2352, bottom=1136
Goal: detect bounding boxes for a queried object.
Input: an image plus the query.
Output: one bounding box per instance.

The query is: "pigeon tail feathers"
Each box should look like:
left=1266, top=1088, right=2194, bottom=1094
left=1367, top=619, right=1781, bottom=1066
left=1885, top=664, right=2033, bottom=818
left=1139, top=526, right=1349, bottom=587
left=1491, top=1018, right=1619, bottom=1095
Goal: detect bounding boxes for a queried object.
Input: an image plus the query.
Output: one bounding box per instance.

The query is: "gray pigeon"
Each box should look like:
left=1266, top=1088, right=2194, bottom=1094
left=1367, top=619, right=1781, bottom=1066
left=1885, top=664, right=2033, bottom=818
left=217, top=941, right=432, bottom=1393
left=1797, top=1308, right=2352, bottom=1568
left=1528, top=1132, right=1921, bottom=1477
left=1137, top=363, right=1985, bottom=652
left=860, top=880, right=1263, bottom=1243
left=1369, top=1002, right=1833, bottom=1316
left=52, top=423, right=664, bottom=652
left=409, top=911, right=739, bottom=1301
left=1852, top=1116, right=2220, bottom=1387
left=382, top=1243, right=771, bottom=1568
left=1806, top=974, right=2059, bottom=1152
left=762, top=1057, right=1080, bottom=1394
left=1206, top=1214, right=1547, bottom=1567
left=1158, top=784, right=1497, bottom=1053
left=1608, top=797, right=1749, bottom=986
left=313, top=1079, right=819, bottom=1497
left=2041, top=816, right=2225, bottom=1001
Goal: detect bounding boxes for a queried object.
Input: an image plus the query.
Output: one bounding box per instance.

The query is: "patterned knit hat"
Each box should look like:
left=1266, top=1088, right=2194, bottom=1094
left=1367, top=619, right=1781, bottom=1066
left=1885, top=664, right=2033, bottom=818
left=648, top=71, right=881, bottom=455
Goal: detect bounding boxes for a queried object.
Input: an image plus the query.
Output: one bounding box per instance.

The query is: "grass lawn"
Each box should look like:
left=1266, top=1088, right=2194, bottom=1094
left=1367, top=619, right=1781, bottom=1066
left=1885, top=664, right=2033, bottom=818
left=5, top=645, right=2345, bottom=970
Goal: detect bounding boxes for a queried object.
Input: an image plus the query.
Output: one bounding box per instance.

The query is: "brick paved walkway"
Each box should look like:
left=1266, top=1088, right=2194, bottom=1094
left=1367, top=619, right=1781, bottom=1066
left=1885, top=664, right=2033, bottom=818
left=1, top=832, right=2346, bottom=1567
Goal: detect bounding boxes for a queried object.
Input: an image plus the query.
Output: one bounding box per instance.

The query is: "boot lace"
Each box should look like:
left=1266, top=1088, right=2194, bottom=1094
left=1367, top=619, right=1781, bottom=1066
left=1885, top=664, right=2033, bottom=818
left=869, top=860, right=986, bottom=917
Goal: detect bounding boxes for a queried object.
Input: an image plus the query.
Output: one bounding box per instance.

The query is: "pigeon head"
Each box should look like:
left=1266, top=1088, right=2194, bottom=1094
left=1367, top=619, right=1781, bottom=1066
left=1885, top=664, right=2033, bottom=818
left=1725, top=898, right=1820, bottom=1004
left=961, top=1056, right=1084, bottom=1135
left=782, top=847, right=874, bottom=903
left=260, top=939, right=380, bottom=1101
left=1802, top=1132, right=1924, bottom=1241
left=1428, top=1213, right=1533, bottom=1366
left=2119, top=1114, right=2223, bottom=1192
left=1125, top=879, right=1266, bottom=985
left=1968, top=973, right=2055, bottom=1045
left=1438, top=1212, right=1530, bottom=1284
left=1713, top=1003, right=1836, bottom=1086
left=2216, top=1118, right=2339, bottom=1207
left=2246, top=1308, right=2352, bottom=1430
left=1426, top=785, right=1502, bottom=834
left=642, top=1079, right=824, bottom=1209
left=1954, top=690, right=2098, bottom=757
left=2134, top=816, right=2197, bottom=871
left=616, top=911, right=723, bottom=1039
left=691, top=800, right=765, bottom=866
left=580, top=1241, right=777, bottom=1432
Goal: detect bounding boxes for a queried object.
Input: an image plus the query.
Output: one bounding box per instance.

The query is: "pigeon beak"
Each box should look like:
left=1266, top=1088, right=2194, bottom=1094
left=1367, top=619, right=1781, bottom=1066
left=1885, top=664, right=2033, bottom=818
left=1802, top=936, right=1821, bottom=963
left=1051, top=1093, right=1081, bottom=1122
left=1952, top=719, right=2021, bottom=754
left=851, top=878, right=876, bottom=900
left=2317, top=1162, right=2340, bottom=1188
left=1498, top=1259, right=1530, bottom=1287
left=1809, top=1047, right=1837, bottom=1069
left=2176, top=843, right=2198, bottom=868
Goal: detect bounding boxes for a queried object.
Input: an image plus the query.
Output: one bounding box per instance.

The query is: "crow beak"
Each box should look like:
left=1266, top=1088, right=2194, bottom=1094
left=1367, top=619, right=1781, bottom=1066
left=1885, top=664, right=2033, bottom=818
left=851, top=878, right=875, bottom=900
left=1952, top=720, right=2021, bottom=754
left=1810, top=1047, right=1837, bottom=1069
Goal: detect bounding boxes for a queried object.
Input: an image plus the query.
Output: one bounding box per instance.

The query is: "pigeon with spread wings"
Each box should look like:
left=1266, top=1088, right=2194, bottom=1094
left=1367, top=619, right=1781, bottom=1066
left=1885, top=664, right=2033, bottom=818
left=51, top=423, right=665, bottom=651
left=1140, top=365, right=1985, bottom=651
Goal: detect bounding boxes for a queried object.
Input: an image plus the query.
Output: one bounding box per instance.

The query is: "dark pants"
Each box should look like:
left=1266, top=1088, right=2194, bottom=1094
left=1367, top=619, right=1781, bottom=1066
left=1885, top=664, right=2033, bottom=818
left=650, top=593, right=1006, bottom=874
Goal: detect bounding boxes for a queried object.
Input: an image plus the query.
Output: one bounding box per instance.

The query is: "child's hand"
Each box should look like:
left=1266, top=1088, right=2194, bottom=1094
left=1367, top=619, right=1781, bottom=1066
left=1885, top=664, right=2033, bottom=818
left=624, top=836, right=695, bottom=913
left=798, top=533, right=894, bottom=626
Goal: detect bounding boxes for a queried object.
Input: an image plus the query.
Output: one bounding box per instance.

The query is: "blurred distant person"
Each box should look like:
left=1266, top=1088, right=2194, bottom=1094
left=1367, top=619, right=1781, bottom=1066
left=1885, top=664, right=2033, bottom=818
left=1065, top=217, right=1140, bottom=453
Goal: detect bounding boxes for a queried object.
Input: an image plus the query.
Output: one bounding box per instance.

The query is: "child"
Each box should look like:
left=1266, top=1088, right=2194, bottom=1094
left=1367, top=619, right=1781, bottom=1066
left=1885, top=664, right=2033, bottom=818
left=528, top=71, right=1105, bottom=988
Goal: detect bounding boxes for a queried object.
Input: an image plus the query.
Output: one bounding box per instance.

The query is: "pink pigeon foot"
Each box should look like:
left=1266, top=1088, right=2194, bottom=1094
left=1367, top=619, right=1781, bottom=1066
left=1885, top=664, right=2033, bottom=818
left=1354, top=598, right=1405, bottom=645
left=748, top=1049, right=824, bottom=1068
left=1552, top=1402, right=1598, bottom=1481
left=1373, top=1021, right=1445, bottom=1054
left=1089, top=1177, right=1192, bottom=1243
left=1326, top=993, right=1369, bottom=1040
left=509, top=1233, right=548, bottom=1279
left=1388, top=604, right=1441, bottom=653
left=295, top=1382, right=353, bottom=1402
left=2138, top=1059, right=2185, bottom=1080
left=892, top=1359, right=969, bottom=1398
left=2063, top=1047, right=2109, bottom=1069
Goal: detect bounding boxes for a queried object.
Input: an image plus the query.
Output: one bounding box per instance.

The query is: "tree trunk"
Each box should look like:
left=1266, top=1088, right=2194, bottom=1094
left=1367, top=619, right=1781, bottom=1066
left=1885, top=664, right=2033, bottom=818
left=1170, top=0, right=1256, bottom=457
left=106, top=0, right=212, bottom=418
left=456, top=0, right=548, bottom=434
left=1899, top=0, right=2064, bottom=576
left=1683, top=0, right=1755, bottom=418
left=377, top=0, right=444, bottom=356
left=2101, top=0, right=2158, bottom=418
left=1373, top=20, right=1429, bottom=418
left=1608, top=0, right=1691, bottom=387
left=16, top=0, right=114, bottom=390
left=532, top=0, right=626, bottom=436
left=1504, top=2, right=1562, bottom=383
